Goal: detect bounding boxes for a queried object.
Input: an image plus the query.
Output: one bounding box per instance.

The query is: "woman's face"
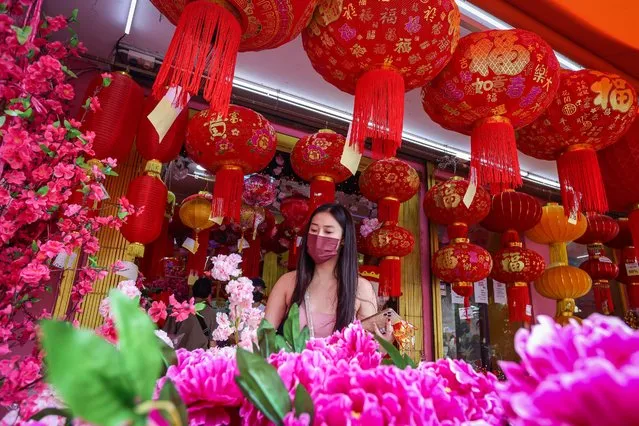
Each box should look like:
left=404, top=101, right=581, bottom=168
left=308, top=211, right=343, bottom=243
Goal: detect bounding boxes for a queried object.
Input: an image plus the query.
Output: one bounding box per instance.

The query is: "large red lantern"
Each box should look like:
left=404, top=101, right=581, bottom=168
left=121, top=163, right=168, bottom=258
left=151, top=0, right=317, bottom=112
left=235, top=206, right=270, bottom=279
left=280, top=195, right=311, bottom=270
left=518, top=70, right=637, bottom=214
left=82, top=72, right=144, bottom=164
left=291, top=129, right=352, bottom=210
left=186, top=105, right=277, bottom=221
left=422, top=30, right=560, bottom=192
left=302, top=0, right=460, bottom=158
left=360, top=158, right=420, bottom=224
left=367, top=224, right=415, bottom=297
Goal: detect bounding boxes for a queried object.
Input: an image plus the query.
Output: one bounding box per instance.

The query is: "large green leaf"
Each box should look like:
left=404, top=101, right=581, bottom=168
left=235, top=348, right=291, bottom=425
left=375, top=334, right=415, bottom=369
left=158, top=379, right=188, bottom=426
left=110, top=290, right=164, bottom=401
left=293, top=326, right=310, bottom=353
left=282, top=303, right=300, bottom=349
left=293, top=384, right=314, bottom=423
left=256, top=319, right=279, bottom=358
left=41, top=320, right=140, bottom=426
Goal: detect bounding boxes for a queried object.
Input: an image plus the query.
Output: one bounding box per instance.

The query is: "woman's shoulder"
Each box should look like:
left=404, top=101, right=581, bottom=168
left=356, top=275, right=375, bottom=296
left=272, top=271, right=297, bottom=294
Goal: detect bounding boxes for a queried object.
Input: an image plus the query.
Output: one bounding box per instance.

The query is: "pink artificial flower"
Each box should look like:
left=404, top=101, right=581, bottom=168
left=20, top=262, right=50, bottom=284
left=4, top=170, right=26, bottom=185
left=117, top=280, right=141, bottom=299
left=96, top=318, right=117, bottom=344
left=169, top=295, right=195, bottom=322
left=54, top=83, right=74, bottom=100
left=64, top=203, right=82, bottom=217
left=98, top=297, right=111, bottom=319
left=282, top=413, right=311, bottom=426
left=39, top=240, right=66, bottom=259
left=103, top=157, right=117, bottom=168
left=148, top=301, right=168, bottom=323
left=53, top=163, right=75, bottom=179
left=101, top=72, right=113, bottom=81
left=88, top=96, right=100, bottom=112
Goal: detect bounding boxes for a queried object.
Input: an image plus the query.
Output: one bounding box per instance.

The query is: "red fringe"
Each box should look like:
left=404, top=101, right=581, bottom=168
left=378, top=198, right=400, bottom=224
left=471, top=117, right=521, bottom=193
left=152, top=0, right=241, bottom=112
left=310, top=178, right=335, bottom=211
left=187, top=228, right=211, bottom=276
left=627, top=283, right=639, bottom=310
left=212, top=167, right=244, bottom=221
left=593, top=281, right=614, bottom=315
left=241, top=238, right=262, bottom=279
left=452, top=283, right=474, bottom=309
left=506, top=284, right=531, bottom=322
left=287, top=238, right=300, bottom=271
left=557, top=147, right=608, bottom=215
left=629, top=209, right=639, bottom=248
left=351, top=69, right=405, bottom=159
left=379, top=257, right=402, bottom=297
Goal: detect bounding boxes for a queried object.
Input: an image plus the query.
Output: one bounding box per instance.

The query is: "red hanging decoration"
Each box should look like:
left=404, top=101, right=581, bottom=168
left=186, top=105, right=277, bottom=221
left=359, top=158, right=420, bottom=224
left=280, top=195, right=311, bottom=271
left=291, top=129, right=352, bottom=211
left=422, top=30, right=560, bottom=192
left=186, top=228, right=211, bottom=277
left=367, top=224, right=415, bottom=297
left=606, top=218, right=633, bottom=250
left=140, top=191, right=177, bottom=280
left=519, top=70, right=637, bottom=214
left=302, top=0, right=460, bottom=157
left=423, top=176, right=491, bottom=229
left=81, top=72, right=144, bottom=164
left=616, top=247, right=639, bottom=310
left=580, top=248, right=619, bottom=315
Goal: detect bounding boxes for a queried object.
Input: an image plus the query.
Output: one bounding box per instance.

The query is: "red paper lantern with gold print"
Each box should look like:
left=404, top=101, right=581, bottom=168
left=150, top=0, right=318, bottom=112
left=359, top=158, right=420, bottom=224
left=422, top=30, right=560, bottom=192
left=481, top=191, right=542, bottom=239
left=302, top=0, right=460, bottom=158
left=367, top=224, right=415, bottom=297
left=291, top=129, right=352, bottom=210
left=518, top=70, right=637, bottom=214
left=186, top=105, right=277, bottom=221
left=617, top=246, right=639, bottom=310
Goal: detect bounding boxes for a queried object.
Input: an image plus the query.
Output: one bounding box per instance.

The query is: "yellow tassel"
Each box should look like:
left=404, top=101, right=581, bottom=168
left=145, top=160, right=163, bottom=178
left=126, top=242, right=145, bottom=259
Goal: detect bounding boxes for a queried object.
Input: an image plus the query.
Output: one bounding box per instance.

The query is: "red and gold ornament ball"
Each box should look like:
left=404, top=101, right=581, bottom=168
left=367, top=224, right=415, bottom=297
left=423, top=176, right=491, bottom=231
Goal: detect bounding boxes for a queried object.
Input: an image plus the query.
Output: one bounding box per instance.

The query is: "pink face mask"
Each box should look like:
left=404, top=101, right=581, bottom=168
left=307, top=234, right=340, bottom=264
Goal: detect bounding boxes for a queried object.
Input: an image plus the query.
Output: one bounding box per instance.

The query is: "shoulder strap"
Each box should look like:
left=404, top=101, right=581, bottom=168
left=196, top=305, right=212, bottom=348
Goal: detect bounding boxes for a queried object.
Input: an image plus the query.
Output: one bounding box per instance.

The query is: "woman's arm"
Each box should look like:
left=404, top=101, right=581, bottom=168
left=264, top=272, right=296, bottom=330
left=355, top=277, right=378, bottom=320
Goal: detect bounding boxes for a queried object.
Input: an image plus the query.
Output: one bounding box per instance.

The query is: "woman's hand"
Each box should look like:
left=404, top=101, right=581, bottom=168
left=374, top=318, right=395, bottom=344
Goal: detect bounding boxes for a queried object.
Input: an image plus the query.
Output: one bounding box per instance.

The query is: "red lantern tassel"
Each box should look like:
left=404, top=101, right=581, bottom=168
left=152, top=0, right=241, bottom=112
left=506, top=283, right=531, bottom=322
left=187, top=228, right=211, bottom=277
left=628, top=207, right=639, bottom=247
left=453, top=282, right=474, bottom=309
left=140, top=217, right=172, bottom=280
left=287, top=237, right=300, bottom=271
left=627, top=282, right=639, bottom=310
left=310, top=177, right=335, bottom=211
left=242, top=238, right=262, bottom=279
left=593, top=281, right=614, bottom=314
left=557, top=145, right=608, bottom=215
left=379, top=256, right=401, bottom=297
left=471, top=116, right=521, bottom=193
left=212, top=165, right=244, bottom=221
left=351, top=69, right=405, bottom=159
left=377, top=197, right=401, bottom=224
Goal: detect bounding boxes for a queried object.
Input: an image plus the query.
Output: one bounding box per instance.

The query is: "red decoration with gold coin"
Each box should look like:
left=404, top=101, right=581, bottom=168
left=422, top=30, right=560, bottom=192
left=518, top=70, right=637, bottom=214
left=360, top=158, right=420, bottom=224
left=186, top=105, right=277, bottom=221
left=151, top=0, right=318, bottom=111
left=291, top=129, right=352, bottom=211
left=367, top=224, right=415, bottom=297
left=302, top=0, right=460, bottom=158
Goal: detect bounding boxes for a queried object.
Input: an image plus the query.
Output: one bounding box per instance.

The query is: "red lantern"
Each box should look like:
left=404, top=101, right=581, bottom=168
left=518, top=70, right=637, bottom=214
left=82, top=72, right=144, bottom=164
left=481, top=191, right=542, bottom=238
left=432, top=239, right=493, bottom=307
left=291, top=129, right=352, bottom=210
left=302, top=0, right=460, bottom=158
left=423, top=176, right=491, bottom=231
left=151, top=0, right=318, bottom=112
left=121, top=163, right=168, bottom=258
left=367, top=224, right=415, bottom=297
left=141, top=191, right=177, bottom=280
left=280, top=195, right=311, bottom=270
left=186, top=105, right=277, bottom=221
left=574, top=213, right=619, bottom=247
left=243, top=174, right=277, bottom=207
left=422, top=30, right=560, bottom=192
left=360, top=158, right=420, bottom=224
left=617, top=246, right=639, bottom=310
left=136, top=91, right=189, bottom=164
left=580, top=250, right=619, bottom=315
left=606, top=218, right=633, bottom=250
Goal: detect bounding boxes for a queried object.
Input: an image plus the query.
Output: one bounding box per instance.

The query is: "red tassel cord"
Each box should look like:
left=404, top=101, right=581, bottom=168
left=627, top=282, right=639, bottom=310
left=212, top=165, right=244, bottom=222
left=452, top=282, right=474, bottom=309
left=351, top=69, right=405, bottom=159
left=379, top=256, right=401, bottom=297
left=471, top=116, right=522, bottom=193
left=377, top=197, right=400, bottom=225
left=152, top=0, right=242, bottom=112
left=287, top=237, right=300, bottom=271
left=506, top=283, right=531, bottom=322
left=309, top=177, right=336, bottom=211
left=187, top=228, right=211, bottom=277
left=557, top=145, right=608, bottom=215
left=241, top=237, right=262, bottom=279
left=592, top=281, right=614, bottom=315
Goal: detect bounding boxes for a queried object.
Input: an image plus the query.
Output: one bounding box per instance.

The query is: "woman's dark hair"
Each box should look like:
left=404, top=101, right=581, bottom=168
left=290, top=203, right=358, bottom=332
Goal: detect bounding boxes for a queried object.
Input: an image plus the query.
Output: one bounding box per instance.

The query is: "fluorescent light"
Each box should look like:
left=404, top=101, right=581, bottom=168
left=576, top=254, right=589, bottom=259
left=195, top=164, right=206, bottom=171
left=125, top=0, right=138, bottom=35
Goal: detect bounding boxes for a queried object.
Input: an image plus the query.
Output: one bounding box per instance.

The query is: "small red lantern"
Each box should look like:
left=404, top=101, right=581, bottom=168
left=302, top=0, right=460, bottom=158
left=82, top=72, right=144, bottom=164
left=360, top=158, right=420, bottom=224
left=186, top=105, right=277, bottom=221
left=580, top=250, right=619, bottom=315
left=423, top=176, right=491, bottom=231
left=280, top=195, right=311, bottom=270
left=291, top=129, right=352, bottom=210
left=606, top=218, right=633, bottom=250
left=236, top=206, right=270, bottom=278
left=616, top=246, right=639, bottom=310
left=574, top=213, right=619, bottom=247
left=121, top=162, right=168, bottom=258
left=518, top=70, right=637, bottom=214
left=367, top=224, right=415, bottom=297
left=422, top=30, right=560, bottom=192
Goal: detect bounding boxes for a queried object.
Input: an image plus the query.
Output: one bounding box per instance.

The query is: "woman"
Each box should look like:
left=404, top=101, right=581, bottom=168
left=265, top=203, right=390, bottom=339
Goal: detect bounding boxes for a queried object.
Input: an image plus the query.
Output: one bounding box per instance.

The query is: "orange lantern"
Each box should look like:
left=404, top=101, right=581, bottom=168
left=179, top=192, right=216, bottom=252
left=534, top=265, right=592, bottom=325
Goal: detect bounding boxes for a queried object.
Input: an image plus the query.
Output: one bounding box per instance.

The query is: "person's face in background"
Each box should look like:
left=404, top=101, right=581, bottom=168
left=308, top=211, right=344, bottom=242
left=253, top=286, right=265, bottom=304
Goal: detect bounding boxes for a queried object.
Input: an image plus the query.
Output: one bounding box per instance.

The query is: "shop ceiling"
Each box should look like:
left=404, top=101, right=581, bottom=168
left=43, top=0, right=630, bottom=191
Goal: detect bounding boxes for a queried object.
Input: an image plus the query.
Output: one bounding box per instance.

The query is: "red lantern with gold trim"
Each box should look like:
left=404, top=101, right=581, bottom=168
left=606, top=218, right=633, bottom=250
left=518, top=70, right=637, bottom=214
left=580, top=249, right=619, bottom=315
left=367, top=224, right=415, bottom=297
left=280, top=195, right=311, bottom=270
left=150, top=0, right=318, bottom=112
left=422, top=30, right=560, bottom=192
left=291, top=129, right=352, bottom=210
left=617, top=246, right=639, bottom=310
left=302, top=0, right=460, bottom=158
left=186, top=105, right=277, bottom=221
left=360, top=158, right=420, bottom=224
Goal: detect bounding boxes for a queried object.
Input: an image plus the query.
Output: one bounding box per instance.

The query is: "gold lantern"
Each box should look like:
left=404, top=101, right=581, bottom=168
left=178, top=191, right=216, bottom=252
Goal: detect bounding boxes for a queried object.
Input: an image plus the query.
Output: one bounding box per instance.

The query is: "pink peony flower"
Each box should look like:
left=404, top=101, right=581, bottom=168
left=148, top=301, right=168, bottom=323
left=499, top=314, right=639, bottom=426
left=20, top=262, right=50, bottom=284
left=169, top=295, right=195, bottom=322
left=282, top=413, right=310, bottom=426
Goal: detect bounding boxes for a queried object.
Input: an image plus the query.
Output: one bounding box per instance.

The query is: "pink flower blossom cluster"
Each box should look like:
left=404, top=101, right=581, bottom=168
left=359, top=218, right=381, bottom=238
left=210, top=253, right=242, bottom=282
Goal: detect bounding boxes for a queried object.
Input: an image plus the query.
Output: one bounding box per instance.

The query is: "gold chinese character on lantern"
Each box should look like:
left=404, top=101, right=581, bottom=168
left=350, top=43, right=367, bottom=58
left=468, top=33, right=530, bottom=77
left=533, top=64, right=547, bottom=83
left=380, top=8, right=397, bottom=24
left=394, top=38, right=412, bottom=54
left=590, top=75, right=635, bottom=113
left=502, top=252, right=525, bottom=272
left=342, top=3, right=357, bottom=20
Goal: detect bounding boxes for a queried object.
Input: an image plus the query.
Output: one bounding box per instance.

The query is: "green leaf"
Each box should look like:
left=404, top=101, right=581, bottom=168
left=102, top=76, right=112, bottom=87
left=293, top=384, right=314, bottom=422
left=117, top=210, right=129, bottom=220
left=104, top=166, right=119, bottom=177
left=0, top=116, right=5, bottom=127
left=36, top=186, right=49, bottom=196
left=70, top=33, right=79, bottom=48
left=158, top=379, right=188, bottom=426
left=403, top=353, right=417, bottom=369
left=0, top=4, right=7, bottom=13
left=39, top=143, right=56, bottom=157
left=5, top=108, right=32, bottom=118
left=75, top=156, right=88, bottom=168
left=61, top=65, right=78, bottom=78
left=110, top=290, right=164, bottom=401
left=69, top=8, right=79, bottom=22
left=283, top=303, right=300, bottom=350
left=294, top=326, right=310, bottom=353
left=194, top=302, right=206, bottom=312
left=40, top=320, right=140, bottom=426
left=63, top=119, right=73, bottom=129
left=275, top=335, right=291, bottom=352
left=30, top=407, right=73, bottom=423
left=11, top=25, right=32, bottom=45
left=27, top=49, right=35, bottom=59
left=375, top=335, right=409, bottom=369
left=87, top=255, right=98, bottom=268
left=82, top=97, right=92, bottom=110
left=31, top=241, right=39, bottom=253
left=255, top=320, right=279, bottom=359
left=235, top=348, right=291, bottom=425
left=52, top=120, right=61, bottom=128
